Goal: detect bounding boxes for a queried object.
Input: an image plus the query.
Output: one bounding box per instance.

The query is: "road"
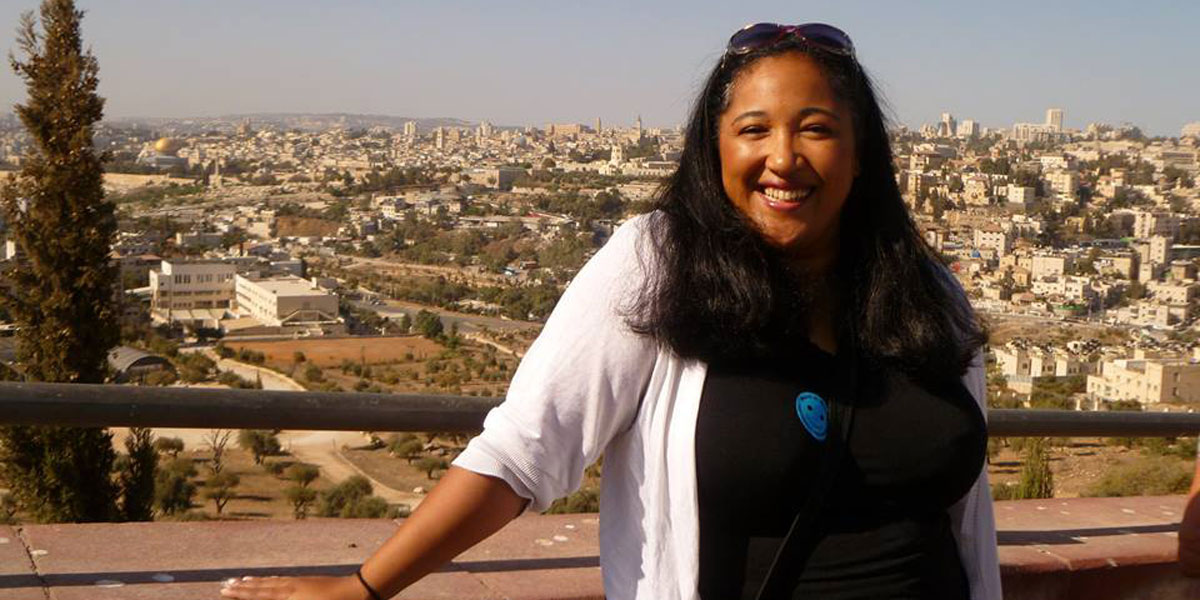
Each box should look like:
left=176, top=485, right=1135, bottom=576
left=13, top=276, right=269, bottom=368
left=153, top=349, right=423, bottom=507
left=351, top=299, right=542, bottom=336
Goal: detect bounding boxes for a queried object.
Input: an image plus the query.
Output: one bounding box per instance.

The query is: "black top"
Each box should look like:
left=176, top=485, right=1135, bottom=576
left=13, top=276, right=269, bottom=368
left=695, top=342, right=986, bottom=599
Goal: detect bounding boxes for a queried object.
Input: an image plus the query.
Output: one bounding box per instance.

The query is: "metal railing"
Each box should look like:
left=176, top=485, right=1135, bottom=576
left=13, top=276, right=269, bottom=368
left=2, top=381, right=1200, bottom=437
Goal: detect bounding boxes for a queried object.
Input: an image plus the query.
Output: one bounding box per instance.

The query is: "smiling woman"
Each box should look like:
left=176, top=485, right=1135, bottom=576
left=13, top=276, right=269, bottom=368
left=220, top=22, right=998, bottom=600
left=717, top=53, right=858, bottom=270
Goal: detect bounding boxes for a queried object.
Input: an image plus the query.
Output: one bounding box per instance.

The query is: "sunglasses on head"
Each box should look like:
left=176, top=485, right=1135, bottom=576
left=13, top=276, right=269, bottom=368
left=726, top=22, right=855, bottom=58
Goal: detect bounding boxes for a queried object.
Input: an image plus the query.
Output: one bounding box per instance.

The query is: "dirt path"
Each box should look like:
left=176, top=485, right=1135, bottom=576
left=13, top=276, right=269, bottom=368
left=119, top=353, right=422, bottom=507
left=284, top=431, right=425, bottom=508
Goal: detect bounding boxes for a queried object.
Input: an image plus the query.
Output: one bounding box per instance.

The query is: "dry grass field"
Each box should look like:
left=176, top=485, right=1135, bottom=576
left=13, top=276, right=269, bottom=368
left=275, top=215, right=341, bottom=237
left=230, top=336, right=444, bottom=368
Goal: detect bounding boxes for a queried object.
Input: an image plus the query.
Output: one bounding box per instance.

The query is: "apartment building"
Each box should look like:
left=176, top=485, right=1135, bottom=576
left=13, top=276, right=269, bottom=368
left=234, top=275, right=339, bottom=328
left=1087, top=356, right=1200, bottom=405
left=974, top=228, right=1012, bottom=256
left=149, top=260, right=236, bottom=312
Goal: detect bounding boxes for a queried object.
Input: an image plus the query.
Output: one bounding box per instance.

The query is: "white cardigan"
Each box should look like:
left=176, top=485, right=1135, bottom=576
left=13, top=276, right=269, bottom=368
left=453, top=214, right=1002, bottom=600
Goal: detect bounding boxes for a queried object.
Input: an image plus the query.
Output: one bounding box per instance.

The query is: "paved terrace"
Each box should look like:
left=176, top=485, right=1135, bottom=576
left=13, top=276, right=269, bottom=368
left=0, top=495, right=1197, bottom=600
left=4, top=383, right=1200, bottom=599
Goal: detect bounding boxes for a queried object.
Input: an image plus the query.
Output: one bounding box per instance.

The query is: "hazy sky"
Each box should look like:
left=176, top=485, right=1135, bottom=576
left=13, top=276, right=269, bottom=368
left=0, top=0, right=1195, bottom=135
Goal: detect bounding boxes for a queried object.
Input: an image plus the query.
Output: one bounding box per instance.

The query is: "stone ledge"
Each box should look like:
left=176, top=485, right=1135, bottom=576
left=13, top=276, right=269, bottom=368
left=1, top=497, right=1199, bottom=599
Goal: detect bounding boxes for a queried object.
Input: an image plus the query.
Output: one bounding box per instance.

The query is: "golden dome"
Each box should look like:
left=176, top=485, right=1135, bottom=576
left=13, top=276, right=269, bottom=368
left=153, top=137, right=183, bottom=156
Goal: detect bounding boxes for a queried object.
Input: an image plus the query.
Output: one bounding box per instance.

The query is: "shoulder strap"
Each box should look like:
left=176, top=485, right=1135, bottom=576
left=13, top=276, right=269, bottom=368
left=754, top=351, right=859, bottom=600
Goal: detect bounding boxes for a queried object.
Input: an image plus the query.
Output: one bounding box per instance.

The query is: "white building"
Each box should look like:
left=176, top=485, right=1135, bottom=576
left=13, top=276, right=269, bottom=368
left=1006, top=184, right=1036, bottom=206
left=1046, top=108, right=1064, bottom=132
left=234, top=275, right=340, bottom=328
left=974, top=228, right=1012, bottom=256
left=1031, top=254, right=1070, bottom=280
left=150, top=260, right=236, bottom=312
left=1045, top=171, right=1079, bottom=199
left=1087, top=356, right=1200, bottom=405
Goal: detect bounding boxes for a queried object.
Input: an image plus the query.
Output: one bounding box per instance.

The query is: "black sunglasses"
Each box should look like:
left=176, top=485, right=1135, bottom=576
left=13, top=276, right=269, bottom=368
left=726, top=22, right=855, bottom=58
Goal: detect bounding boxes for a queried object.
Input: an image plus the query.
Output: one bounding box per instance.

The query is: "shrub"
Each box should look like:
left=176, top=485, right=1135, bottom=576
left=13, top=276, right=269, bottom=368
left=153, top=436, right=185, bottom=459
left=285, top=463, right=321, bottom=487
left=237, top=430, right=282, bottom=465
left=545, top=488, right=599, bottom=514
left=343, top=496, right=390, bottom=519
left=285, top=485, right=318, bottom=519
left=316, top=475, right=397, bottom=518
left=415, top=457, right=449, bottom=479
left=154, top=460, right=198, bottom=516
left=317, top=475, right=373, bottom=517
left=991, top=482, right=1020, bottom=501
left=304, top=364, right=324, bottom=382
left=1084, top=457, right=1192, bottom=497
left=142, top=369, right=177, bottom=386
left=389, top=435, right=424, bottom=464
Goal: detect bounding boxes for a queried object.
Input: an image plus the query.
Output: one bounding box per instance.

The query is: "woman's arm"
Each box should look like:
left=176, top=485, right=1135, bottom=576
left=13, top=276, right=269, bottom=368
left=220, top=467, right=528, bottom=600
left=1179, top=446, right=1200, bottom=577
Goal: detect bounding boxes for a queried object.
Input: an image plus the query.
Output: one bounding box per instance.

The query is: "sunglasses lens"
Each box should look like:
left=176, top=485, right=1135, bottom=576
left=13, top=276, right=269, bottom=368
left=728, top=23, right=785, bottom=53
left=795, top=23, right=853, bottom=53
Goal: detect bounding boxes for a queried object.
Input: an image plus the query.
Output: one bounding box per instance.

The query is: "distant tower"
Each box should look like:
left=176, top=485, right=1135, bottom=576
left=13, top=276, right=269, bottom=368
left=635, top=115, right=643, bottom=137
left=595, top=117, right=602, bottom=134
left=435, top=126, right=445, bottom=150
left=610, top=143, right=626, bottom=164
left=939, top=112, right=956, bottom=138
left=211, top=156, right=223, bottom=188
left=1046, top=108, right=1064, bottom=132
left=479, top=121, right=493, bottom=138
left=403, top=121, right=417, bottom=137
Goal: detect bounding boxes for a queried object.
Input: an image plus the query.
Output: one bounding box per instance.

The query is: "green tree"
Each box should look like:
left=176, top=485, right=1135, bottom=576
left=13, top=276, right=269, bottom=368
left=1016, top=438, right=1054, bottom=499
left=204, top=471, right=240, bottom=516
left=317, top=475, right=390, bottom=518
left=414, top=309, right=444, bottom=339
left=153, top=458, right=197, bottom=516
left=0, top=0, right=123, bottom=523
left=284, top=485, right=318, bottom=520
left=389, top=434, right=424, bottom=464
left=237, top=429, right=281, bottom=465
left=153, top=436, right=184, bottom=459
left=284, top=463, right=320, bottom=488
left=416, top=456, right=450, bottom=479
left=119, top=427, right=157, bottom=521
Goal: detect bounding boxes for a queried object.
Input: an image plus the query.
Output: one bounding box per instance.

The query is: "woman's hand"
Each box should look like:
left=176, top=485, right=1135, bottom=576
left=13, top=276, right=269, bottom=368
left=219, top=575, right=368, bottom=600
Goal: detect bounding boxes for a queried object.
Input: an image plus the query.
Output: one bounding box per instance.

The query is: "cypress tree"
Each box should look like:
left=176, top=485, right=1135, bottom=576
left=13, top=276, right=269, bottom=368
left=1016, top=437, right=1055, bottom=500
left=0, top=0, right=125, bottom=522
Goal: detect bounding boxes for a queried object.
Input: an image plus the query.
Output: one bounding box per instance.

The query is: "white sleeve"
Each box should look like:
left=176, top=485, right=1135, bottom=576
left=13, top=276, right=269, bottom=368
left=452, top=216, right=659, bottom=512
left=949, top=349, right=1003, bottom=600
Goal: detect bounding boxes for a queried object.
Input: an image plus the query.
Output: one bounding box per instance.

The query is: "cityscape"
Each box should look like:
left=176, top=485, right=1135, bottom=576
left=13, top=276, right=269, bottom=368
left=1, top=0, right=1199, bottom=597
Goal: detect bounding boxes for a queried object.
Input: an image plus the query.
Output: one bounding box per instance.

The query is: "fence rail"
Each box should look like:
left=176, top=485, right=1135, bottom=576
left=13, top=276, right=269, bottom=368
left=1, top=381, right=1199, bottom=437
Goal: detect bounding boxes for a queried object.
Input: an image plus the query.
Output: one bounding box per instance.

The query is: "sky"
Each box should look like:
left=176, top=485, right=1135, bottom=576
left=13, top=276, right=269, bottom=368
left=0, top=0, right=1195, bottom=136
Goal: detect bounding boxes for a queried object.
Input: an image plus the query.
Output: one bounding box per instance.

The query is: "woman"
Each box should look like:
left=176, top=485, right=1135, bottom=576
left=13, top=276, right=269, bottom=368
left=221, top=23, right=1000, bottom=600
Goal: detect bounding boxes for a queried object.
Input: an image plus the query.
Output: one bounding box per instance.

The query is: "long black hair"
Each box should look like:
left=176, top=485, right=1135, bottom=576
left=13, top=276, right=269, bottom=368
left=629, top=36, right=986, bottom=385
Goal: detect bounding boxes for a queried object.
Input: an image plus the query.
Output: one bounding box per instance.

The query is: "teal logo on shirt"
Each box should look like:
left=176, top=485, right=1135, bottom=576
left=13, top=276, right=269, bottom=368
left=795, top=392, right=828, bottom=442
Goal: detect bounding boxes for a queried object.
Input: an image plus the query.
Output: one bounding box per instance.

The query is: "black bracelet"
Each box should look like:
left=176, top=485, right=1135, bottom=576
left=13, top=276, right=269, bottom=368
left=355, top=567, right=383, bottom=600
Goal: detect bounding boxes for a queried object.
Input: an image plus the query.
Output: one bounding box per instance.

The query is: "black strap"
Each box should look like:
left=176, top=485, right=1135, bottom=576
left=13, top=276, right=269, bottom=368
left=754, top=350, right=859, bottom=600
left=356, top=567, right=384, bottom=600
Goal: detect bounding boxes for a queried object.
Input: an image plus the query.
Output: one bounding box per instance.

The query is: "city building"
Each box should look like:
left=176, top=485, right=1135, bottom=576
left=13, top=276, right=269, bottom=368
left=974, top=228, right=1012, bottom=255
left=233, top=274, right=339, bottom=329
left=1046, top=108, right=1064, bottom=132
left=149, top=260, right=237, bottom=327
left=1087, top=355, right=1200, bottom=405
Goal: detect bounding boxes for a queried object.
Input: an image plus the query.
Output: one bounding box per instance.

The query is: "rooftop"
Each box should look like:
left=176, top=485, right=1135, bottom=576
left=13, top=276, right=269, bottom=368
left=240, top=275, right=325, bottom=297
